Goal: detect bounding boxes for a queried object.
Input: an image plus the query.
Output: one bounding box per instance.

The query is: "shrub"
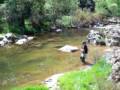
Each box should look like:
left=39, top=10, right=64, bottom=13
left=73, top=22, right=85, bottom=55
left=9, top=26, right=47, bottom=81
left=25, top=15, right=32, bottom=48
left=72, top=10, right=103, bottom=27
left=56, top=16, right=73, bottom=27
left=95, top=0, right=120, bottom=16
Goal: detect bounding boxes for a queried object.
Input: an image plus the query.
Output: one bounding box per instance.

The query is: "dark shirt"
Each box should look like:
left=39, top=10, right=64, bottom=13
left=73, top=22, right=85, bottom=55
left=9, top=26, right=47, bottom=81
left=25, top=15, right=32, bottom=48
left=84, top=45, right=88, bottom=54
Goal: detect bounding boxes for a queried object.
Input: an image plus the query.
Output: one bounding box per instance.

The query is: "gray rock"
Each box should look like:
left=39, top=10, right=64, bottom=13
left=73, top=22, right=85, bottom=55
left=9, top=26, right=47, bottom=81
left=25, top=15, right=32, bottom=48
left=105, top=47, right=120, bottom=83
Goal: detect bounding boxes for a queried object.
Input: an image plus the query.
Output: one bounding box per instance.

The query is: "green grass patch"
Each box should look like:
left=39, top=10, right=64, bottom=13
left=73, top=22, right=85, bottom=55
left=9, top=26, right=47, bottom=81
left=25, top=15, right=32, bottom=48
left=12, top=85, right=48, bottom=90
left=59, top=58, right=112, bottom=90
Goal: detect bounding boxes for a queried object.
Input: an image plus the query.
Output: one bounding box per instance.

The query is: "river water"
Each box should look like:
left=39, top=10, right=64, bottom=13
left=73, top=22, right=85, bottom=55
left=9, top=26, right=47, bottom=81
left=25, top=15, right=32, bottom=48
left=0, top=29, right=90, bottom=90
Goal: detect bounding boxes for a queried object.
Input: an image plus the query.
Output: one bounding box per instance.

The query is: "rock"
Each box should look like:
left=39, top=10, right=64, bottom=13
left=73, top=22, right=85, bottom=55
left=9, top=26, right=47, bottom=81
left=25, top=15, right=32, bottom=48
left=5, top=33, right=13, bottom=38
left=105, top=47, right=120, bottom=83
left=56, top=29, right=62, bottom=33
left=15, top=35, right=34, bottom=45
left=0, top=41, right=5, bottom=47
left=58, top=45, right=79, bottom=52
left=43, top=73, right=64, bottom=90
left=0, top=33, right=34, bottom=47
left=0, top=33, right=17, bottom=47
left=93, top=23, right=120, bottom=47
left=15, top=38, right=28, bottom=45
left=107, top=17, right=120, bottom=23
left=87, top=30, right=105, bottom=45
left=27, top=36, right=34, bottom=41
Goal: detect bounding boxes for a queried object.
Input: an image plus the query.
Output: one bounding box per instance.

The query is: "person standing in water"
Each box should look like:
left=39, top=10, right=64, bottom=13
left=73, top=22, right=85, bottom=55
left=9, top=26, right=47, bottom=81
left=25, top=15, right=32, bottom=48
left=80, top=42, right=88, bottom=64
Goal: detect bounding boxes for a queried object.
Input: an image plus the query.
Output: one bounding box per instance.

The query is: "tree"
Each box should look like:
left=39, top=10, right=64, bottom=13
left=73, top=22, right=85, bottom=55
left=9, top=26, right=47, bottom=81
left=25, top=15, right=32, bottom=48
left=79, top=0, right=95, bottom=12
left=5, top=0, right=46, bottom=34
left=45, top=0, right=78, bottom=25
left=0, top=0, right=5, bottom=4
left=30, top=0, right=46, bottom=32
left=5, top=0, right=29, bottom=34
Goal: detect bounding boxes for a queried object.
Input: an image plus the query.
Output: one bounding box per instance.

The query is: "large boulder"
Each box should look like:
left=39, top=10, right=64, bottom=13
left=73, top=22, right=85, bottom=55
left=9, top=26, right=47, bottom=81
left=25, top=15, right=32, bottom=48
left=58, top=45, right=79, bottom=52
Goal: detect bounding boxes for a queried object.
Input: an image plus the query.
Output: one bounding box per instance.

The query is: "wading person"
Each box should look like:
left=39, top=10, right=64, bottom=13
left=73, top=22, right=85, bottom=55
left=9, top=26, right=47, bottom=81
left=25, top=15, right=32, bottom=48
left=80, top=42, right=88, bottom=64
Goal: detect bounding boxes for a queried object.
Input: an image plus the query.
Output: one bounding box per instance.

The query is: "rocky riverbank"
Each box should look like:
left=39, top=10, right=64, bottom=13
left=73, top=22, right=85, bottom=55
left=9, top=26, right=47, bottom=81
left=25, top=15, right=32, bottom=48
left=94, top=21, right=120, bottom=84
left=87, top=24, right=120, bottom=46
left=0, top=33, right=34, bottom=47
left=105, top=47, right=120, bottom=83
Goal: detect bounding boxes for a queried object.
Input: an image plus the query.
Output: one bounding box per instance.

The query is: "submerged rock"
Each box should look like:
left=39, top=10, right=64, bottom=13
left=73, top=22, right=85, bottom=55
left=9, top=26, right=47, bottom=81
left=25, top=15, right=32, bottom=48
left=58, top=45, right=79, bottom=52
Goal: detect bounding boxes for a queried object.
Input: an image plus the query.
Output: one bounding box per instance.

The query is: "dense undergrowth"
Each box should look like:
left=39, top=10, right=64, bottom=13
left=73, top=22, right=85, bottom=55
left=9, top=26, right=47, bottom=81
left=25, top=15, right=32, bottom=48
left=59, top=58, right=114, bottom=90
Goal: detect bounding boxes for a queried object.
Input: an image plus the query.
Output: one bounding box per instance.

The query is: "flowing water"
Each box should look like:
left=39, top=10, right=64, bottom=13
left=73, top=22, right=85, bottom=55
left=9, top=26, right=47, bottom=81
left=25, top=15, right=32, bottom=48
left=0, top=29, right=105, bottom=90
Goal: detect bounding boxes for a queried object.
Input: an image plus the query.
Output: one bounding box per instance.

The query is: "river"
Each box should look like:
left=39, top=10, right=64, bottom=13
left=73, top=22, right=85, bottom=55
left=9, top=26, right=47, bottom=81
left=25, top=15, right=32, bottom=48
left=0, top=29, right=106, bottom=90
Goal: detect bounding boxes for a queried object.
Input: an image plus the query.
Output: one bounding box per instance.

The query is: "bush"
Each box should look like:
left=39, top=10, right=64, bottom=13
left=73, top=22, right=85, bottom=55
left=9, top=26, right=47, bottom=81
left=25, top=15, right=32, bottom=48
left=72, top=10, right=103, bottom=27
left=56, top=16, right=73, bottom=27
left=95, top=0, right=120, bottom=16
left=12, top=85, right=48, bottom=90
left=59, top=58, right=113, bottom=90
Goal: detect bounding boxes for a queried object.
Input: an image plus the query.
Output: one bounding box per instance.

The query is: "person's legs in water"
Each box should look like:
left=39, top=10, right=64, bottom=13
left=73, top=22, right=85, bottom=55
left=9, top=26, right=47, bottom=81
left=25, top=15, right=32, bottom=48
left=80, top=56, right=86, bottom=64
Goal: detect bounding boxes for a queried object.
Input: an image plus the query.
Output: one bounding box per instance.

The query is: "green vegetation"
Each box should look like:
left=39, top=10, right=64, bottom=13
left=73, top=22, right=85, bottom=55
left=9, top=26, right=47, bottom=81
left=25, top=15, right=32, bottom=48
left=12, top=85, right=48, bottom=90
left=59, top=58, right=112, bottom=90
left=95, top=0, right=120, bottom=16
left=72, top=10, right=103, bottom=27
left=0, top=0, right=120, bottom=34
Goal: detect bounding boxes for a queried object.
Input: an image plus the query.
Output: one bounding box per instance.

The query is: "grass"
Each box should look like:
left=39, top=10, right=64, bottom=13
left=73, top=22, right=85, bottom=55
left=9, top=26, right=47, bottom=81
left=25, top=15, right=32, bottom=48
left=59, top=58, right=112, bottom=90
left=12, top=85, right=48, bottom=90
left=0, top=30, right=107, bottom=90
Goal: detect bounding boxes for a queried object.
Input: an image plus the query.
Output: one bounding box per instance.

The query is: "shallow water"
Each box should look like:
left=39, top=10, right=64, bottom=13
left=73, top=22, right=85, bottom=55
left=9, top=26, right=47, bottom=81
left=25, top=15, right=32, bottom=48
left=0, top=29, right=89, bottom=90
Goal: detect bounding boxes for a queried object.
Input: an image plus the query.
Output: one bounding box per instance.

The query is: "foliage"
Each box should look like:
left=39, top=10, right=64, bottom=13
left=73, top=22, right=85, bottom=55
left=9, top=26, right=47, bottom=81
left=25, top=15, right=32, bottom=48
left=0, top=0, right=5, bottom=4
left=95, top=0, right=120, bottom=16
left=45, top=0, right=78, bottom=25
left=79, top=0, right=95, bottom=12
left=3, top=0, right=79, bottom=34
left=56, top=16, right=73, bottom=27
left=4, top=0, right=46, bottom=34
left=59, top=58, right=112, bottom=90
left=12, top=85, right=48, bottom=90
left=72, top=10, right=103, bottom=27
left=45, top=0, right=78, bottom=16
left=1, top=0, right=120, bottom=34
